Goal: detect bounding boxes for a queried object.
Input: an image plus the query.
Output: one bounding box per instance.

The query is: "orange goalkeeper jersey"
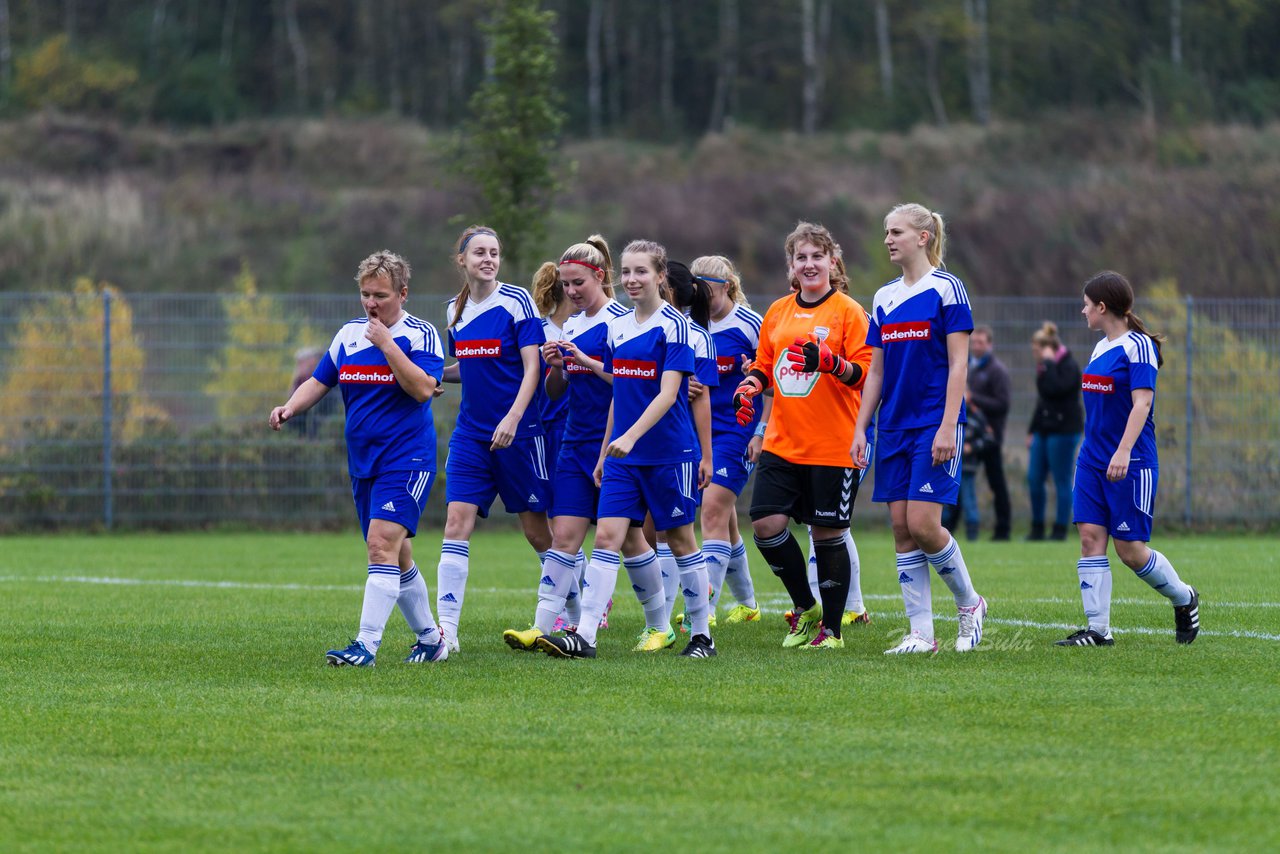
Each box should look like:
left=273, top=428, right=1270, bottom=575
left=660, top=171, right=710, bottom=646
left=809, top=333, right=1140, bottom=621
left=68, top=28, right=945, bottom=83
left=755, top=289, right=872, bottom=467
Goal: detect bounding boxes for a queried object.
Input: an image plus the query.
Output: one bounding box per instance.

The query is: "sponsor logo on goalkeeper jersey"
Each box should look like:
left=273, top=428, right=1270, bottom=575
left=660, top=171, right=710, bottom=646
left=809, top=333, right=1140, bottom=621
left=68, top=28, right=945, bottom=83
left=564, top=357, right=601, bottom=374
left=339, top=365, right=396, bottom=384
left=613, top=359, right=658, bottom=379
left=880, top=321, right=932, bottom=343
left=1082, top=374, right=1115, bottom=394
left=455, top=339, right=502, bottom=358
left=716, top=356, right=739, bottom=374
left=774, top=358, right=819, bottom=396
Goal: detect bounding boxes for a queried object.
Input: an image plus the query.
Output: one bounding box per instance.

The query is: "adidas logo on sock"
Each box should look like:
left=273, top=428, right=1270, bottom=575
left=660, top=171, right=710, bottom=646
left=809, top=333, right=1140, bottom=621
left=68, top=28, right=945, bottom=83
left=1116, top=522, right=1131, bottom=532
left=439, top=592, right=458, bottom=603
left=539, top=575, right=555, bottom=586
left=671, top=506, right=683, bottom=518
left=898, top=571, right=913, bottom=583
left=381, top=501, right=396, bottom=511
left=1080, top=581, right=1093, bottom=590
left=716, top=467, right=728, bottom=477
left=682, top=588, right=697, bottom=597
left=632, top=584, right=645, bottom=593
left=918, top=483, right=934, bottom=494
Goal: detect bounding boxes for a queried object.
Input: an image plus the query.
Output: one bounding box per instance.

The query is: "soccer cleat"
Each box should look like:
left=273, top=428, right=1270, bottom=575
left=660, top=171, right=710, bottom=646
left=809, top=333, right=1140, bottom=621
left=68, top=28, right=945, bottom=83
left=679, top=634, right=717, bottom=658
left=1173, top=586, right=1200, bottom=644
left=633, top=625, right=676, bottom=652
left=403, top=638, right=449, bottom=663
left=724, top=604, right=761, bottom=624
left=884, top=631, right=938, bottom=655
left=842, top=609, right=871, bottom=627
left=782, top=604, right=824, bottom=648
left=675, top=612, right=718, bottom=634
left=551, top=615, right=568, bottom=632
left=536, top=630, right=597, bottom=659
left=325, top=639, right=376, bottom=667
left=1055, top=628, right=1115, bottom=647
left=598, top=598, right=613, bottom=630
left=955, top=596, right=988, bottom=652
left=502, top=626, right=544, bottom=651
left=804, top=626, right=844, bottom=649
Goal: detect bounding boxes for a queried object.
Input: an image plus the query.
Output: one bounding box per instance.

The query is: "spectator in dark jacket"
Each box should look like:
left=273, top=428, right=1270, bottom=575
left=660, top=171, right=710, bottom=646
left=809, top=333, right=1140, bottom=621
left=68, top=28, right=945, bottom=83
left=943, top=396, right=993, bottom=541
left=967, top=326, right=1012, bottom=540
left=1026, top=322, right=1084, bottom=540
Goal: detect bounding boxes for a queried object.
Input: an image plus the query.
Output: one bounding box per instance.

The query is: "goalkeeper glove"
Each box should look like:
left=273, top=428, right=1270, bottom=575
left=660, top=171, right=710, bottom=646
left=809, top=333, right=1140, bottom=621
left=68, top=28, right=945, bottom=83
left=786, top=333, right=847, bottom=376
left=732, top=375, right=764, bottom=426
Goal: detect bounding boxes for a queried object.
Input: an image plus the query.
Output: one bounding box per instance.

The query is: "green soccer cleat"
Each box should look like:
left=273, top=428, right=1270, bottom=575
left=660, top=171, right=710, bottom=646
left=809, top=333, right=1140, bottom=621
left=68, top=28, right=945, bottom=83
left=782, top=604, right=824, bottom=648
left=502, top=626, right=544, bottom=651
left=803, top=626, right=844, bottom=650
left=633, top=625, right=676, bottom=652
left=724, top=604, right=761, bottom=624
left=841, top=609, right=871, bottom=627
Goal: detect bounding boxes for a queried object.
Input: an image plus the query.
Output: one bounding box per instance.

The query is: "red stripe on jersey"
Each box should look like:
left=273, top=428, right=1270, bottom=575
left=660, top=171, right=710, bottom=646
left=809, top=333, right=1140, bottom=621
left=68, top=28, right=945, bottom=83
left=339, top=365, right=396, bottom=385
left=613, top=359, right=658, bottom=380
left=1082, top=374, right=1115, bottom=394
left=880, top=321, right=932, bottom=343
left=455, top=339, right=502, bottom=358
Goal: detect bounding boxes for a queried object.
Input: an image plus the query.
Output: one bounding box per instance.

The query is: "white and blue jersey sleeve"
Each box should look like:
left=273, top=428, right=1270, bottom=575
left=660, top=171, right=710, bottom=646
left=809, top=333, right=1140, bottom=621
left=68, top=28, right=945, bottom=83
left=313, top=312, right=445, bottom=479
left=868, top=269, right=974, bottom=431
left=560, top=299, right=629, bottom=446
left=603, top=304, right=698, bottom=465
left=690, top=322, right=720, bottom=389
left=709, top=305, right=763, bottom=439
left=1077, top=331, right=1160, bottom=470
left=447, top=283, right=546, bottom=440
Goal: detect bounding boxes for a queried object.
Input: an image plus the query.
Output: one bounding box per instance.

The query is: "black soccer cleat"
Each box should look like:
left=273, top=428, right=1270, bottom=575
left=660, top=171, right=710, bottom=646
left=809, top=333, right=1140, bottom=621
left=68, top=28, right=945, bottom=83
left=679, top=634, right=717, bottom=658
left=1055, top=628, right=1115, bottom=647
left=1174, top=586, right=1200, bottom=644
left=536, top=630, right=597, bottom=659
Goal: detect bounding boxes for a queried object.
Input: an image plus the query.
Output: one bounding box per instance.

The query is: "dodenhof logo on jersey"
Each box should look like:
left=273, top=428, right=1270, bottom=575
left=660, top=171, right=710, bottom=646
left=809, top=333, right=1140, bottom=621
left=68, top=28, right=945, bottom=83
left=339, top=365, right=396, bottom=384
left=774, top=359, right=819, bottom=397
left=716, top=356, right=738, bottom=375
left=1082, top=374, right=1115, bottom=394
left=564, top=357, right=601, bottom=375
left=613, top=359, right=658, bottom=379
left=455, top=339, right=502, bottom=358
left=880, top=321, right=931, bottom=344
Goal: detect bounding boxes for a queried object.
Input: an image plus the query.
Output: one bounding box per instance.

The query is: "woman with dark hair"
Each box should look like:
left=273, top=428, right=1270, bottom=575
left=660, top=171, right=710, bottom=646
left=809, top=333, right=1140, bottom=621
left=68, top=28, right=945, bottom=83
left=1058, top=270, right=1199, bottom=647
left=1026, top=321, right=1083, bottom=541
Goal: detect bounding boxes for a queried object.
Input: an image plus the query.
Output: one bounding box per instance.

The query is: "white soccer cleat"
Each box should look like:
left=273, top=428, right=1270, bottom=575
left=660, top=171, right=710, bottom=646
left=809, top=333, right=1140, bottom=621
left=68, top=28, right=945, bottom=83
left=955, top=595, right=988, bottom=652
left=884, top=630, right=938, bottom=655
left=441, top=629, right=460, bottom=653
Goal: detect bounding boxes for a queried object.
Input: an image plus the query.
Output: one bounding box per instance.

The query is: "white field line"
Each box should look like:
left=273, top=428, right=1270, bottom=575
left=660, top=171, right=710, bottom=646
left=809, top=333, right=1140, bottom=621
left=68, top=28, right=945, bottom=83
left=2, top=575, right=1277, bottom=642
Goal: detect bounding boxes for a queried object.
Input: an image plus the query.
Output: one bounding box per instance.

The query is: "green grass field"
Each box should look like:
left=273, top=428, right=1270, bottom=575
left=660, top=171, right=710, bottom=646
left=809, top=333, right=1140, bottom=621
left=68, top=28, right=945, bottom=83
left=1, top=528, right=1277, bottom=852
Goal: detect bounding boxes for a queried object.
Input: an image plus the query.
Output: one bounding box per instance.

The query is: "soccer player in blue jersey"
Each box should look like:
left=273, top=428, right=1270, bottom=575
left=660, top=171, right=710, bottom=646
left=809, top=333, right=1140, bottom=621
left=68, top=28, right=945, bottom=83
left=1057, top=271, right=1200, bottom=646
left=501, top=237, right=671, bottom=652
left=538, top=239, right=716, bottom=659
left=269, top=251, right=447, bottom=667
left=853, top=203, right=988, bottom=654
left=436, top=225, right=552, bottom=652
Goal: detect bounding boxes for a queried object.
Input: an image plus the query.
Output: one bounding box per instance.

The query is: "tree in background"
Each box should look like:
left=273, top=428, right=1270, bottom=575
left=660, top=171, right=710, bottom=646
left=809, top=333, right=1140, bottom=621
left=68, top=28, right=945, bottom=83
left=461, top=0, right=563, bottom=277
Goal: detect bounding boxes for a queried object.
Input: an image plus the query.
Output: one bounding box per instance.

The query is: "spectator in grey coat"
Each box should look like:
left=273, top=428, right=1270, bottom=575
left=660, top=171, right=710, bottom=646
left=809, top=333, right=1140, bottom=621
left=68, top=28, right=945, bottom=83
left=967, top=326, right=1012, bottom=540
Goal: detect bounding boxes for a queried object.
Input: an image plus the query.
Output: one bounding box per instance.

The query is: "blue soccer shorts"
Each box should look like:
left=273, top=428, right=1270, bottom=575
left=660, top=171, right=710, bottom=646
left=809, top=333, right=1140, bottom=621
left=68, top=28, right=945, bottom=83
left=1073, top=462, right=1157, bottom=542
left=597, top=457, right=699, bottom=532
left=550, top=440, right=602, bottom=520
left=445, top=432, right=550, bottom=517
left=872, top=424, right=964, bottom=505
left=710, top=432, right=755, bottom=495
left=351, top=469, right=436, bottom=539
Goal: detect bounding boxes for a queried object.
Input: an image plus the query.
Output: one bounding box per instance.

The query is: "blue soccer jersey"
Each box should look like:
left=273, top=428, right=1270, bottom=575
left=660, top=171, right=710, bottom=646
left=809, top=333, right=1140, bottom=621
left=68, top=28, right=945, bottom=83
left=559, top=299, right=630, bottom=446
left=1077, top=331, right=1160, bottom=470
left=447, top=284, right=546, bottom=440
left=709, top=304, right=763, bottom=439
left=313, top=313, right=445, bottom=478
left=536, top=315, right=570, bottom=432
left=603, top=304, right=698, bottom=465
left=867, top=268, right=974, bottom=430
left=690, top=322, right=721, bottom=389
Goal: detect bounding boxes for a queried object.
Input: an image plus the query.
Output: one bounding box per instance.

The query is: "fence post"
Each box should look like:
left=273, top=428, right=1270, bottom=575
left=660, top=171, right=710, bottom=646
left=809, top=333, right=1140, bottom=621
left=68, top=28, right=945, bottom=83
left=103, top=290, right=113, bottom=531
left=1184, top=294, right=1193, bottom=527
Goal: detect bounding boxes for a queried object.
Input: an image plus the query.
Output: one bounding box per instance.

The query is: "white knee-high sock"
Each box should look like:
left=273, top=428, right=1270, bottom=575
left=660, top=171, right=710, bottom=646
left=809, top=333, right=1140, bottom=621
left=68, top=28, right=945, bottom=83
left=1134, top=549, right=1192, bottom=605
left=724, top=539, right=757, bottom=608
left=535, top=550, right=578, bottom=633
left=676, top=551, right=711, bottom=637
left=436, top=539, right=470, bottom=640
left=397, top=563, right=441, bottom=645
left=356, top=563, right=402, bottom=652
left=926, top=536, right=980, bottom=607
left=657, top=543, right=679, bottom=624
left=844, top=531, right=865, bottom=613
left=1077, top=555, right=1112, bottom=633
left=806, top=529, right=819, bottom=600
left=896, top=550, right=933, bottom=640
left=624, top=549, right=668, bottom=629
left=578, top=549, right=621, bottom=646
left=702, top=539, right=731, bottom=612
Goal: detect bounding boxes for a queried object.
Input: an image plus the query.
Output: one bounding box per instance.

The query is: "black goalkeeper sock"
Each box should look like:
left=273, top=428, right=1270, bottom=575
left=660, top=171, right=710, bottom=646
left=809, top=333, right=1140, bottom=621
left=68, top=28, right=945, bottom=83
left=813, top=535, right=852, bottom=639
left=753, top=529, right=815, bottom=612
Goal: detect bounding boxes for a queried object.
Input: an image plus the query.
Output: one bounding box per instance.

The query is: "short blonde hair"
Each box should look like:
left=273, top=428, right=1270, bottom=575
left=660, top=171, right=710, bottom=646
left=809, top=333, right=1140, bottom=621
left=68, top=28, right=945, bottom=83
left=356, top=250, right=411, bottom=291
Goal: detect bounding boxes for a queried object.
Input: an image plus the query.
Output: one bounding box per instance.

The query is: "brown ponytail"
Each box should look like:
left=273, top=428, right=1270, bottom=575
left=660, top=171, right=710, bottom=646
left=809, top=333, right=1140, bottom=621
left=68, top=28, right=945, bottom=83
left=1083, top=270, right=1164, bottom=366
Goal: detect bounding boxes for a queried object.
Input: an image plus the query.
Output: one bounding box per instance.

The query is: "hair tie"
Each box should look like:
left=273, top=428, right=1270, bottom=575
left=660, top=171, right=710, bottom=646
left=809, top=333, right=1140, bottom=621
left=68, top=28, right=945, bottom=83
left=458, top=229, right=497, bottom=254
left=698, top=276, right=728, bottom=284
left=560, top=258, right=604, bottom=274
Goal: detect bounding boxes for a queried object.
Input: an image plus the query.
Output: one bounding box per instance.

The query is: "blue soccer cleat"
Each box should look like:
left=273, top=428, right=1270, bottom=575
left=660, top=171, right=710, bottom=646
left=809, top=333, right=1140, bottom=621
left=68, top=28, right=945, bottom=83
left=404, top=638, right=449, bottom=663
left=325, top=639, right=376, bottom=667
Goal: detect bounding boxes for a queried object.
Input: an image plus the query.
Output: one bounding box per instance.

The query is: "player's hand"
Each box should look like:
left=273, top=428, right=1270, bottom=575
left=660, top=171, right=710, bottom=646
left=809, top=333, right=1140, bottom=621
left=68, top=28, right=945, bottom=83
left=606, top=435, right=635, bottom=459
left=432, top=383, right=446, bottom=398
left=1107, top=449, right=1131, bottom=482
left=852, top=429, right=869, bottom=468
left=786, top=333, right=845, bottom=375
left=541, top=339, right=566, bottom=369
left=698, top=456, right=712, bottom=490
left=491, top=412, right=520, bottom=451
left=732, top=376, right=763, bottom=426
left=364, top=316, right=393, bottom=350
left=269, top=405, right=293, bottom=431
left=687, top=378, right=705, bottom=402
left=740, top=355, right=753, bottom=376
left=746, top=434, right=764, bottom=463
left=931, top=423, right=958, bottom=466
left=593, top=456, right=605, bottom=487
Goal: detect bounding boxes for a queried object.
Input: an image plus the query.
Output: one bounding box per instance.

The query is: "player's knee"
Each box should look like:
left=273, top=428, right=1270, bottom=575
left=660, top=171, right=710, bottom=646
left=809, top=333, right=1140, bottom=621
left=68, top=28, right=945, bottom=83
left=750, top=515, right=786, bottom=540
